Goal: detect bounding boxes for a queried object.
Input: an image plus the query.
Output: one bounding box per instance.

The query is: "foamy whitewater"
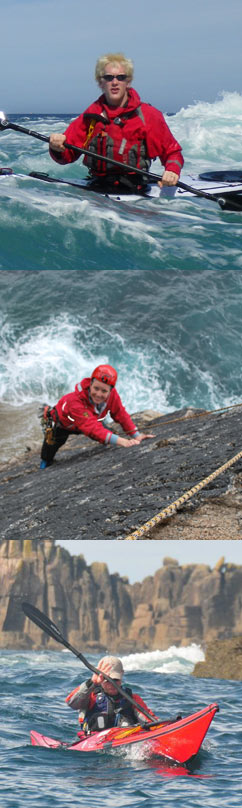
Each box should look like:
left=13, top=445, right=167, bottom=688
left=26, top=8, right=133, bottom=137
left=1, top=266, right=242, bottom=463
left=1, top=647, right=242, bottom=808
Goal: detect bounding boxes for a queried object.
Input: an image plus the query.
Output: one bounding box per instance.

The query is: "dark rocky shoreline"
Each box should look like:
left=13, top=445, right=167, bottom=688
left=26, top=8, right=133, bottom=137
left=1, top=406, right=242, bottom=539
left=193, top=637, right=242, bottom=680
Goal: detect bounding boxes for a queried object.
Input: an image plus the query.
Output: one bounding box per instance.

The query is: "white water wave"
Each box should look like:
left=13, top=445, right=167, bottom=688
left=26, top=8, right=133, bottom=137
left=0, top=312, right=170, bottom=411
left=121, top=645, right=204, bottom=675
left=0, top=307, right=234, bottom=416
left=175, top=91, right=242, bottom=169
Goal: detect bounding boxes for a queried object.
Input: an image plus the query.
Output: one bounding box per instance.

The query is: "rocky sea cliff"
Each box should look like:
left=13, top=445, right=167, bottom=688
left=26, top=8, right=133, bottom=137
left=1, top=540, right=242, bottom=680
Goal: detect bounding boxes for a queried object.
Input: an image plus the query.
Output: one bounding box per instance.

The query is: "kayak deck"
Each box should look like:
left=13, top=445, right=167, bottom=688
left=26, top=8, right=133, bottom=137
left=30, top=702, right=219, bottom=764
left=1, top=167, right=242, bottom=209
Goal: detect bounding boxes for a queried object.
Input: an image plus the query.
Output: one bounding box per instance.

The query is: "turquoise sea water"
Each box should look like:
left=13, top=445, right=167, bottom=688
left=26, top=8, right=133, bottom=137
left=0, top=92, right=242, bottom=271
left=0, top=648, right=241, bottom=808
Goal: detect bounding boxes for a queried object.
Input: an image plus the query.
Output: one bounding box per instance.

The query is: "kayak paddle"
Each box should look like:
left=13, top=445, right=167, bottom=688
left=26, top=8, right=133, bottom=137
left=21, top=601, right=160, bottom=727
left=1, top=111, right=240, bottom=210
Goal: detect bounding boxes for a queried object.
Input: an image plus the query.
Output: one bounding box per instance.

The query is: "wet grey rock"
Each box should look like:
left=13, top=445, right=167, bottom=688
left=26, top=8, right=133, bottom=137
left=1, top=407, right=242, bottom=539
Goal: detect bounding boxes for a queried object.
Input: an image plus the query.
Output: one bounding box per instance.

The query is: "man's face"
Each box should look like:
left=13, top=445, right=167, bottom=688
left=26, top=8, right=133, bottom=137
left=100, top=62, right=130, bottom=107
left=101, top=677, right=122, bottom=695
left=90, top=379, right=111, bottom=404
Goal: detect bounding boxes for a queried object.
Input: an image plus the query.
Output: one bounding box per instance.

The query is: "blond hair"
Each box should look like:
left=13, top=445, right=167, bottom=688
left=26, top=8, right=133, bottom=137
left=95, top=53, right=134, bottom=86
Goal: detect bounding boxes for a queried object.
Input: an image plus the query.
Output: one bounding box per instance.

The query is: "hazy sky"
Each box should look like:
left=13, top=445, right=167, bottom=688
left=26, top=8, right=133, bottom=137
left=58, top=541, right=242, bottom=583
left=1, top=0, right=242, bottom=113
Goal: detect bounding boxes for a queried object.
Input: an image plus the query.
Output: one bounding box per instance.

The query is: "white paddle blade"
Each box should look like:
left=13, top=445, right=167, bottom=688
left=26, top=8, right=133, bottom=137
left=0, top=111, right=8, bottom=129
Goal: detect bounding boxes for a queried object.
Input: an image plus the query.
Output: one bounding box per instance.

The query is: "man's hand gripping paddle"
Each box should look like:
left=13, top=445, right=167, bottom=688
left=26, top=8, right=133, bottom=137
left=1, top=111, right=241, bottom=210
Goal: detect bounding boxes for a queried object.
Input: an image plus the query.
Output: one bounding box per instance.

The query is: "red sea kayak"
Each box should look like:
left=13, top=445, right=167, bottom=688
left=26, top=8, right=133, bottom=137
left=30, top=703, right=218, bottom=764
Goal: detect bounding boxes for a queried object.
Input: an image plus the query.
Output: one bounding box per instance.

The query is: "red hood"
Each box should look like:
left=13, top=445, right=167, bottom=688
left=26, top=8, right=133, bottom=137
left=84, top=88, right=142, bottom=121
left=75, top=377, right=91, bottom=399
left=75, top=377, right=112, bottom=404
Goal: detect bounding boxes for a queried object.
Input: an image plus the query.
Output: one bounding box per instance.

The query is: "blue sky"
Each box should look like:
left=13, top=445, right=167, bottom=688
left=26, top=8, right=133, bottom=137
left=1, top=0, right=242, bottom=113
left=58, top=541, right=242, bottom=583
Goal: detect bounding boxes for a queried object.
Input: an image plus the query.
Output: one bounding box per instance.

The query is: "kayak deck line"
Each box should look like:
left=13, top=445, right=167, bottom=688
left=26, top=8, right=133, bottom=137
left=97, top=703, right=219, bottom=748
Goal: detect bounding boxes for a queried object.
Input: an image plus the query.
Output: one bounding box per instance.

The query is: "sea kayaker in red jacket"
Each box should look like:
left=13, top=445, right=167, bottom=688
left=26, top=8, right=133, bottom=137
left=49, top=51, right=183, bottom=190
left=66, top=655, right=158, bottom=732
left=40, top=363, right=154, bottom=468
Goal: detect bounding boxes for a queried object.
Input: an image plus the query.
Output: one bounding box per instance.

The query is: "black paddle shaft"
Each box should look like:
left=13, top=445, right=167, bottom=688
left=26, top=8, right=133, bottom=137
left=21, top=601, right=160, bottom=727
left=1, top=116, right=239, bottom=209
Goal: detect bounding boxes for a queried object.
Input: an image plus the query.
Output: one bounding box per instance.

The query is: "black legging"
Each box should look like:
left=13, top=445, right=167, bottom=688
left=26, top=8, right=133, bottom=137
left=41, top=426, right=70, bottom=464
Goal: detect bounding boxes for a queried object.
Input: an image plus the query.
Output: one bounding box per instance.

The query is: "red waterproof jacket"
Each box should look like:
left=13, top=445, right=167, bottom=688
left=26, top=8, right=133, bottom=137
left=50, top=88, right=183, bottom=177
left=51, top=377, right=138, bottom=444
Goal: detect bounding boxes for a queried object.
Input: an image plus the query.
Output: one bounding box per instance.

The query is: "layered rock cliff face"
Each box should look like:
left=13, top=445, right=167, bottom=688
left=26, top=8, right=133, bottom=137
left=1, top=540, right=242, bottom=656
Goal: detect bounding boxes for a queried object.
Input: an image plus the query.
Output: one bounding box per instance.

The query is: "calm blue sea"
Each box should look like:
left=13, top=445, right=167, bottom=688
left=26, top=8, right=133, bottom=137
left=0, top=92, right=242, bottom=271
left=0, top=648, right=241, bottom=808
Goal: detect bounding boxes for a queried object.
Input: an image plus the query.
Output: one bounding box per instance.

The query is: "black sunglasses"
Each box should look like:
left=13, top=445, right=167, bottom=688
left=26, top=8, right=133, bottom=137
left=102, top=73, right=127, bottom=82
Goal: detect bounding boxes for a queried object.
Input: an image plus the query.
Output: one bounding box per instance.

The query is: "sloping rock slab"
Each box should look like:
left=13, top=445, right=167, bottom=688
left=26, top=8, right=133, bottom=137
left=1, top=407, right=242, bottom=539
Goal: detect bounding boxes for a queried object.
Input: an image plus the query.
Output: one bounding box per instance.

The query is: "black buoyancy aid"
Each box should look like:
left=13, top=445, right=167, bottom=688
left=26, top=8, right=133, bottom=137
left=82, top=107, right=151, bottom=179
left=82, top=686, right=136, bottom=732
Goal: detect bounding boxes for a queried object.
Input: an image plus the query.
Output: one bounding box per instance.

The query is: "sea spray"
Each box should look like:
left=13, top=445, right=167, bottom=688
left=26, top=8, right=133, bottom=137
left=1, top=268, right=242, bottom=461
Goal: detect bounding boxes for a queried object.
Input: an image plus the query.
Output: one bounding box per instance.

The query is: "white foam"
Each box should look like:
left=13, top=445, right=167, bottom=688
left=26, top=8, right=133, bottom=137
left=174, top=91, right=242, bottom=169
left=0, top=303, right=230, bottom=420
left=121, top=645, right=204, bottom=676
left=0, top=312, right=170, bottom=413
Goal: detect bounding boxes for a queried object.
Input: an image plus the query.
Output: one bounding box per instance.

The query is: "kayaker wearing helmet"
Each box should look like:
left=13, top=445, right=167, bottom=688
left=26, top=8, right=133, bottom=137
left=66, top=656, right=158, bottom=732
left=40, top=363, right=154, bottom=468
left=48, top=51, right=183, bottom=190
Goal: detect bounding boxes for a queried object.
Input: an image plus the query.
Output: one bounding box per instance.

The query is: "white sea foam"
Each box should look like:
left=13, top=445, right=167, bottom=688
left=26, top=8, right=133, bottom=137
left=0, top=311, right=170, bottom=413
left=121, top=645, right=204, bottom=676
left=0, top=172, right=170, bottom=261
left=173, top=91, right=242, bottom=169
left=0, top=296, right=234, bottom=466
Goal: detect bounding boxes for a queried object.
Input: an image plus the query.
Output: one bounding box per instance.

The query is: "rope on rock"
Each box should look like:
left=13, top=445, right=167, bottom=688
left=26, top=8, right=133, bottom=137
left=141, top=401, right=242, bottom=432
left=124, top=447, right=242, bottom=540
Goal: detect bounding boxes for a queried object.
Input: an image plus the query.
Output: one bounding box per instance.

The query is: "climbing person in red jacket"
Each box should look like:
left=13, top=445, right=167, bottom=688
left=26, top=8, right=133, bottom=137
left=40, top=364, right=154, bottom=468
left=49, top=51, right=183, bottom=191
left=66, top=656, right=158, bottom=732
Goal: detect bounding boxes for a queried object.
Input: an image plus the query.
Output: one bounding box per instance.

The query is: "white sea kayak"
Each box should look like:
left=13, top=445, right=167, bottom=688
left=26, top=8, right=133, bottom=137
left=1, top=167, right=242, bottom=210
